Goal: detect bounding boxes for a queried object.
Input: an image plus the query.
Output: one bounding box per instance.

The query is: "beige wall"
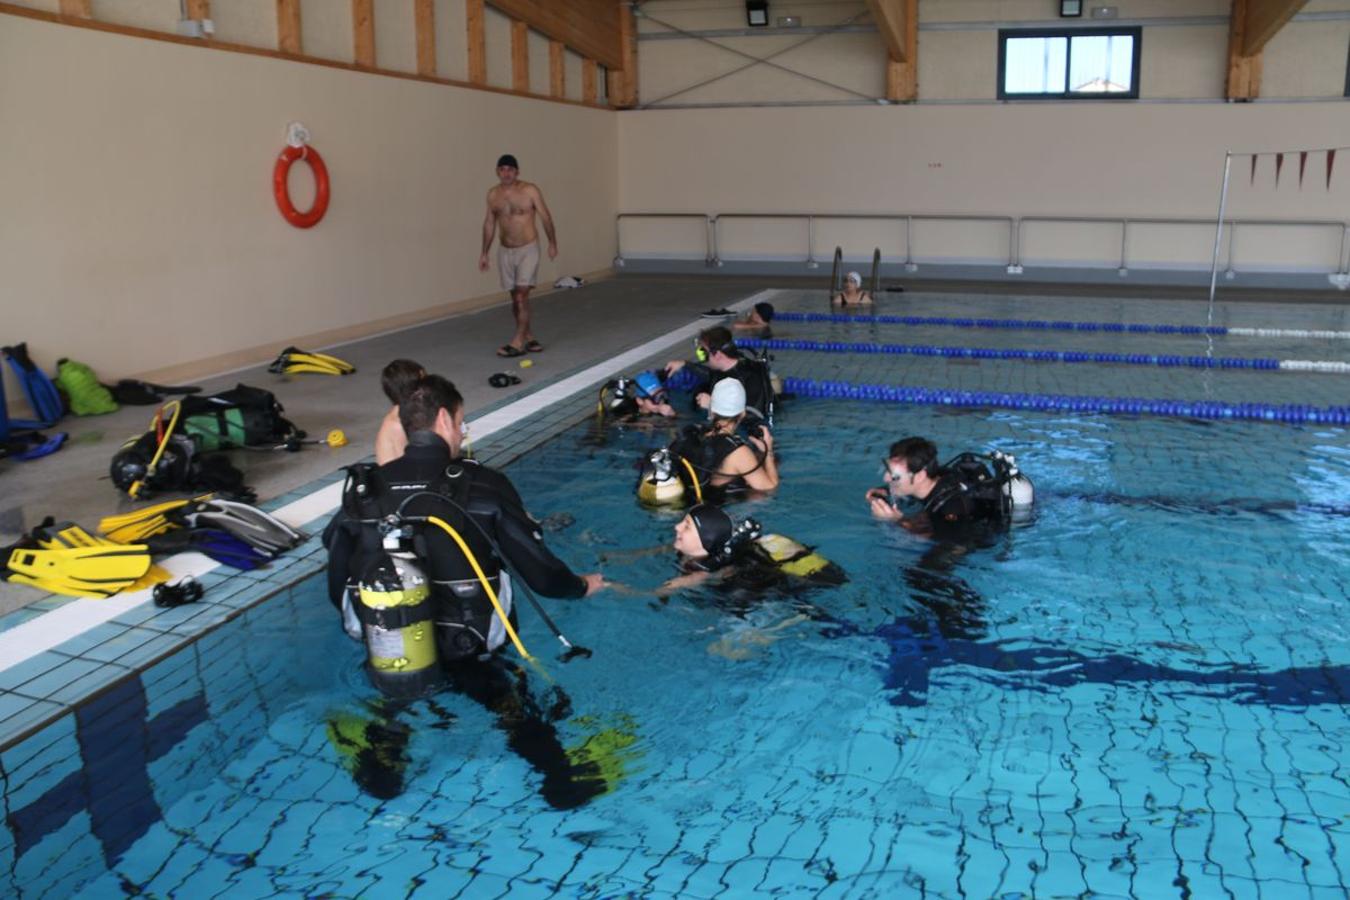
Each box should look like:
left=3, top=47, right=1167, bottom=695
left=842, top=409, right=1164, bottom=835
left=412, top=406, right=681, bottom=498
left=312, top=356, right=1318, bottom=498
left=616, top=103, right=1350, bottom=269
left=0, top=14, right=616, bottom=383
left=637, top=0, right=1350, bottom=104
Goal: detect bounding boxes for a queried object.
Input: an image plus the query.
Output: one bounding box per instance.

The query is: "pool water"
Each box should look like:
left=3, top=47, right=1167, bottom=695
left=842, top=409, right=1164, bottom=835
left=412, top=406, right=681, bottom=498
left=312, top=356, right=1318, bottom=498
left=25, top=290, right=1350, bottom=897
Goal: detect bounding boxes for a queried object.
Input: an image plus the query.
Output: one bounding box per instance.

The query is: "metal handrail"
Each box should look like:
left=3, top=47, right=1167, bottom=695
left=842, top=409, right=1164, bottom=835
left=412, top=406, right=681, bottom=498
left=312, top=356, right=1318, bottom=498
left=614, top=211, right=1350, bottom=277
left=709, top=212, right=1017, bottom=268
left=614, top=212, right=714, bottom=267
left=1016, top=215, right=1350, bottom=275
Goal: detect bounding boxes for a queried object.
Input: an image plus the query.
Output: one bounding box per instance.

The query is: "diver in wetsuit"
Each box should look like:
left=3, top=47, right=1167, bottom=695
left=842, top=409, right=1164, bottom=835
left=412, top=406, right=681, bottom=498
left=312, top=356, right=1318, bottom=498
left=865, top=436, right=1034, bottom=639
left=659, top=503, right=846, bottom=612
left=636, top=379, right=778, bottom=506
left=664, top=326, right=776, bottom=424
left=324, top=374, right=607, bottom=808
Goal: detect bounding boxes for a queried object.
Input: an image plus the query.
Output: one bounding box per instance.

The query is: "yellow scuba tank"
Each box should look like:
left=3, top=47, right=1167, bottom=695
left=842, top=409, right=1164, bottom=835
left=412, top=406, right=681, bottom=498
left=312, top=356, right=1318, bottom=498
left=755, top=533, right=833, bottom=578
left=356, top=552, right=443, bottom=698
left=636, top=448, right=688, bottom=506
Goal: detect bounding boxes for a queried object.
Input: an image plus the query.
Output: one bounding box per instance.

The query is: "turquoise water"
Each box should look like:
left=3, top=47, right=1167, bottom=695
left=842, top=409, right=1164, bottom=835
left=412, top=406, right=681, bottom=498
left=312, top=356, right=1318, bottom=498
left=14, top=291, right=1350, bottom=898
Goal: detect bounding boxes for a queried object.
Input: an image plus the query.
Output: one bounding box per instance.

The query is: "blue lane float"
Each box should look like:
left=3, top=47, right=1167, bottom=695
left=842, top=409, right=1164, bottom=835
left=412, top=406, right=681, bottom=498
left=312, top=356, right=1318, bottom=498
left=738, top=337, right=1282, bottom=371
left=774, top=310, right=1230, bottom=336
left=782, top=376, right=1350, bottom=426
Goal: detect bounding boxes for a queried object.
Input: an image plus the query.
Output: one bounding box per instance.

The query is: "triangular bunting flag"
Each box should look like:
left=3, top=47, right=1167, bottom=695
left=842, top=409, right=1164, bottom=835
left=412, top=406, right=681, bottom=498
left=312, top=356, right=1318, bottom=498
left=1250, top=154, right=1258, bottom=185
left=1274, top=153, right=1284, bottom=187
left=1299, top=151, right=1308, bottom=188
left=1329, top=149, right=1337, bottom=190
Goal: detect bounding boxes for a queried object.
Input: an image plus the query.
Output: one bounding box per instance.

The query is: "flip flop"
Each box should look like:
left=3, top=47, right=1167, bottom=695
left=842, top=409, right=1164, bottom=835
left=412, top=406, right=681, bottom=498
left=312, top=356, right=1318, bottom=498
left=497, top=344, right=526, bottom=358
left=525, top=340, right=545, bottom=353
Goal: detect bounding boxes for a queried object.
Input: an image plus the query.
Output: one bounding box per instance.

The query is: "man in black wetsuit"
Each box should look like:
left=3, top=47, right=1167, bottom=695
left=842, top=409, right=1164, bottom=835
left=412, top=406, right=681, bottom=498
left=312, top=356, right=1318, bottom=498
left=664, top=325, right=774, bottom=423
left=865, top=436, right=1007, bottom=639
left=324, top=374, right=606, bottom=808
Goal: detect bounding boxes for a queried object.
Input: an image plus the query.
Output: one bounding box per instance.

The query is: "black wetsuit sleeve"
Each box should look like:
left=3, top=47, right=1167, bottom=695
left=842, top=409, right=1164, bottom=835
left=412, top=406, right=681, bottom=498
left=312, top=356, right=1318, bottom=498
left=471, top=474, right=588, bottom=599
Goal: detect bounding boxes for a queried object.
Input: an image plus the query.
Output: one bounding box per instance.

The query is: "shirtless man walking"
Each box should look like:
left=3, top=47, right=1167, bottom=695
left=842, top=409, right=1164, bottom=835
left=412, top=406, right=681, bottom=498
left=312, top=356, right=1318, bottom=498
left=478, top=154, right=558, bottom=357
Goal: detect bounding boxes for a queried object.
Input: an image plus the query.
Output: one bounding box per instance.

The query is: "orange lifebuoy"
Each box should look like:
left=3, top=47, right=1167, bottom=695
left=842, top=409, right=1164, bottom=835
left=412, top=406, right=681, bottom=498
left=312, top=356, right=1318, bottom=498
left=273, top=144, right=330, bottom=229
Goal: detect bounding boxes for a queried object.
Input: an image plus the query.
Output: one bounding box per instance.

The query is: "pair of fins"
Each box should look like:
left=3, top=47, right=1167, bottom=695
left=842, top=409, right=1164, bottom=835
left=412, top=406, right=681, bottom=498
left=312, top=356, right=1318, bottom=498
left=3, top=521, right=162, bottom=598
left=3, top=343, right=63, bottom=427
left=146, top=528, right=271, bottom=571
left=100, top=496, right=304, bottom=557
left=268, top=347, right=355, bottom=377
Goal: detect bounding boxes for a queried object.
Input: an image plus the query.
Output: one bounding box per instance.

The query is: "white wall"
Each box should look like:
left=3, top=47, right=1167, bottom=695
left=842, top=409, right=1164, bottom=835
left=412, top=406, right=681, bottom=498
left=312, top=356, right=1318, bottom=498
left=0, top=14, right=617, bottom=383
left=616, top=103, right=1350, bottom=269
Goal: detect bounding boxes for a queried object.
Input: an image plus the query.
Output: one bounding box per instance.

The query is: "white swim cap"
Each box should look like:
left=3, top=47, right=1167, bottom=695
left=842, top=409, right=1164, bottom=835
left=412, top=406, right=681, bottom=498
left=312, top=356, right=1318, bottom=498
left=709, top=379, right=747, bottom=417
left=846, top=271, right=862, bottom=286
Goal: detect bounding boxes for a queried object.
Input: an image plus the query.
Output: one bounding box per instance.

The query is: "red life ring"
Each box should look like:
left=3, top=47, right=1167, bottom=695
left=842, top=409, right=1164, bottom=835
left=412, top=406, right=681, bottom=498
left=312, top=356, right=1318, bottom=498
left=273, top=144, right=330, bottom=228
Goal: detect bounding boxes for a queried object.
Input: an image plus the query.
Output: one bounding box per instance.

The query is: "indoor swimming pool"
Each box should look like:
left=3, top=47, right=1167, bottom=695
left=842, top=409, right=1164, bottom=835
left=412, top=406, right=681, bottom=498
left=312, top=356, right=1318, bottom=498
left=6, top=288, right=1349, bottom=898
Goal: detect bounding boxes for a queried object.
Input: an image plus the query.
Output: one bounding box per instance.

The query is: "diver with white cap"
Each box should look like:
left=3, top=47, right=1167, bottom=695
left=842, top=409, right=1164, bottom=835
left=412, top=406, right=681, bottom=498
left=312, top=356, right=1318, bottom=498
left=635, top=378, right=778, bottom=505
left=832, top=271, right=874, bottom=307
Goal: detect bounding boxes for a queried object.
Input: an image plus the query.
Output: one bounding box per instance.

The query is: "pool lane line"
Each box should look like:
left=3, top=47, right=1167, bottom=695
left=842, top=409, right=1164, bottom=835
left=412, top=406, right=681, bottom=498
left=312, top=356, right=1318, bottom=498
left=0, top=290, right=772, bottom=677
left=774, top=311, right=1350, bottom=341
left=785, top=377, right=1350, bottom=425
left=737, top=337, right=1350, bottom=374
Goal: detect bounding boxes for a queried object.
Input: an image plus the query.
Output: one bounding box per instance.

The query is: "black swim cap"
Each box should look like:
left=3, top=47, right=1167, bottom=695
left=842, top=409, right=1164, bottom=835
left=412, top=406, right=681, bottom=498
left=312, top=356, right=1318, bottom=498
left=688, top=503, right=732, bottom=557
left=754, top=302, right=775, bottom=322
left=496, top=154, right=519, bottom=169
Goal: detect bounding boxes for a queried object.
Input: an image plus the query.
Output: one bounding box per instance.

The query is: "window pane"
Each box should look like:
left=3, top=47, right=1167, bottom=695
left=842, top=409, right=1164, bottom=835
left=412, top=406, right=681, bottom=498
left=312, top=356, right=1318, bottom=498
left=1068, top=34, right=1134, bottom=93
left=1004, top=37, right=1067, bottom=93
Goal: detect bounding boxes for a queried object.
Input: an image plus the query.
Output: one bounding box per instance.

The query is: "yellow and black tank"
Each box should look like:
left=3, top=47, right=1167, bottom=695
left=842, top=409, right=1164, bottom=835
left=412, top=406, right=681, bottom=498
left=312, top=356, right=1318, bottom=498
left=356, top=552, right=443, bottom=698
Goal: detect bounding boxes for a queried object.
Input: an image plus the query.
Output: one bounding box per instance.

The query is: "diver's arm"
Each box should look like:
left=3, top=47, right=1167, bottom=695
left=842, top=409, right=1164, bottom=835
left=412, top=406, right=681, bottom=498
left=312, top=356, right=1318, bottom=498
left=656, top=569, right=713, bottom=597
left=487, top=489, right=591, bottom=599
left=743, top=427, right=778, bottom=490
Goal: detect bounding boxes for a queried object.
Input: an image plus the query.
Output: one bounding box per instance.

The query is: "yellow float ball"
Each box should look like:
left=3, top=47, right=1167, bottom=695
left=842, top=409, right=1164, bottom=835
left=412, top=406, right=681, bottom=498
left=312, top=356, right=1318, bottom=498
left=519, top=359, right=534, bottom=369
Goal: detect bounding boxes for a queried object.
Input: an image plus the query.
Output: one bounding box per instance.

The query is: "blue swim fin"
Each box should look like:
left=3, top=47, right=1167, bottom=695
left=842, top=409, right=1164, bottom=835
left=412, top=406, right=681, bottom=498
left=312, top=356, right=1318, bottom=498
left=2, top=343, right=63, bottom=427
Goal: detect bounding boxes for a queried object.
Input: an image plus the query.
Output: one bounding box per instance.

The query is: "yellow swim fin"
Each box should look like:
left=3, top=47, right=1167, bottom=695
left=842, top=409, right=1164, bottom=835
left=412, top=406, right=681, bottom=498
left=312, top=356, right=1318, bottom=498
left=99, top=496, right=204, bottom=543
left=268, top=347, right=355, bottom=376
left=6, top=544, right=152, bottom=597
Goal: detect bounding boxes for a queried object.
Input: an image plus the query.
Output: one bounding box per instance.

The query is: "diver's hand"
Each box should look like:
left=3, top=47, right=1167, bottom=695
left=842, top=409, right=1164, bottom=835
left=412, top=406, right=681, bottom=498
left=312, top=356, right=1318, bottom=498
left=664, top=359, right=686, bottom=377
left=695, top=392, right=711, bottom=410
left=478, top=252, right=490, bottom=272
left=870, top=496, right=903, bottom=521
left=865, top=486, right=889, bottom=502
left=749, top=425, right=773, bottom=452
left=581, top=573, right=606, bottom=596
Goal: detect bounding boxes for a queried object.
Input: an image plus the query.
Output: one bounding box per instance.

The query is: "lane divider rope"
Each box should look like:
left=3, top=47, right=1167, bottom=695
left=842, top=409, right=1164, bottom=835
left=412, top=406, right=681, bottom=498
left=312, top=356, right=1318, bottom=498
left=783, top=376, right=1350, bottom=425
left=736, top=337, right=1350, bottom=374
left=775, top=311, right=1350, bottom=341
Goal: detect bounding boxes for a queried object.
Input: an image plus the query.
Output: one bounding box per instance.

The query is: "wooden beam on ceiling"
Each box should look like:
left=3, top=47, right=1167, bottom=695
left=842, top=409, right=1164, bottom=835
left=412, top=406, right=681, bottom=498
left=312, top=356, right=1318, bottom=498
left=1226, top=0, right=1263, bottom=100
left=510, top=19, right=529, bottom=92
left=864, top=0, right=912, bottom=63
left=582, top=57, right=597, bottom=104
left=352, top=0, right=375, bottom=68
left=867, top=0, right=917, bottom=102
left=58, top=0, right=91, bottom=18
left=466, top=0, right=486, bottom=84
left=487, top=0, right=621, bottom=70
left=606, top=1, right=637, bottom=108
left=1242, top=0, right=1310, bottom=56
left=549, top=39, right=565, bottom=98
left=276, top=0, right=301, bottom=54
left=414, top=0, right=436, bottom=76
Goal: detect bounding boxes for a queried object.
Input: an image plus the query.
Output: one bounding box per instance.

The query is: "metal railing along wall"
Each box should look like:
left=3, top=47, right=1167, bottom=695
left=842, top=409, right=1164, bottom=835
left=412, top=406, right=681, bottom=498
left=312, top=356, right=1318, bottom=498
left=614, top=213, right=714, bottom=266
left=614, top=211, right=1350, bottom=283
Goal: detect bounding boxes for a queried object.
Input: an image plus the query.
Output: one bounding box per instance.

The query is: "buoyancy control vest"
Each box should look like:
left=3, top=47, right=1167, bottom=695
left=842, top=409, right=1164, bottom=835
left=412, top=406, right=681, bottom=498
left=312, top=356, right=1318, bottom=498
left=922, top=452, right=1035, bottom=528
left=342, top=461, right=516, bottom=696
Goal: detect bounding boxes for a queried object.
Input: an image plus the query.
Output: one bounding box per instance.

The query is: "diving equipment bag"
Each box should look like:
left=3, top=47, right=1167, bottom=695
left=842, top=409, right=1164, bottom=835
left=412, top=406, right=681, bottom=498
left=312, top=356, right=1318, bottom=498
left=109, top=384, right=300, bottom=497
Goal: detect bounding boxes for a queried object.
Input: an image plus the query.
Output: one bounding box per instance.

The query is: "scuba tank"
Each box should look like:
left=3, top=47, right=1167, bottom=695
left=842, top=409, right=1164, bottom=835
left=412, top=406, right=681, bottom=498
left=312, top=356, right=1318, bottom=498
left=636, top=448, right=687, bottom=506
left=353, top=549, right=443, bottom=699
left=988, top=450, right=1035, bottom=523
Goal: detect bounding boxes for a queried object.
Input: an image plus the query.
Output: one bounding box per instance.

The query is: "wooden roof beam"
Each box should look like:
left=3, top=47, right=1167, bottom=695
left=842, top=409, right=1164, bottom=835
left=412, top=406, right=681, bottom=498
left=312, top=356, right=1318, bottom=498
left=866, top=0, right=917, bottom=102
left=1242, top=0, right=1309, bottom=56
left=487, top=0, right=621, bottom=70
left=864, top=0, right=912, bottom=63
